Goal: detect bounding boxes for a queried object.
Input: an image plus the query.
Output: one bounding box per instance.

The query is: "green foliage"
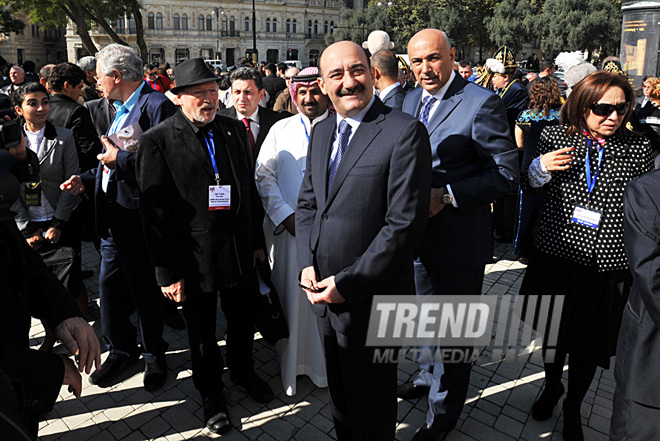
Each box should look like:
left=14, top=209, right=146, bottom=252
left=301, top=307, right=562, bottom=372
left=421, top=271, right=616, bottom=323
left=0, top=2, right=25, bottom=34
left=486, top=0, right=536, bottom=52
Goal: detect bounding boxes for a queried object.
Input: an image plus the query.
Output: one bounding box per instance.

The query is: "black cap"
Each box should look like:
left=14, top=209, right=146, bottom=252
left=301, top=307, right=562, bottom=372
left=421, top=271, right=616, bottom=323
left=171, top=58, right=220, bottom=94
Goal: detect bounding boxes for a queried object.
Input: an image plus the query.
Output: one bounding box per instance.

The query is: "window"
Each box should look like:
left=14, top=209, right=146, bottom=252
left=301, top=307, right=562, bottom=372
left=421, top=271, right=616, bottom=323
left=174, top=14, right=180, bottom=30
left=182, top=14, right=188, bottom=30
left=222, top=16, right=227, bottom=32
left=324, top=20, right=328, bottom=34
left=129, top=13, right=136, bottom=34
left=286, top=19, right=290, bottom=33
left=293, top=19, right=297, bottom=33
left=330, top=21, right=334, bottom=34
left=36, top=26, right=40, bottom=37
left=199, top=15, right=204, bottom=30
left=245, top=17, right=250, bottom=32
left=148, top=12, right=155, bottom=29
left=156, top=13, right=163, bottom=29
left=31, top=25, right=35, bottom=37
left=229, top=16, right=235, bottom=32
left=309, top=49, right=320, bottom=67
left=266, top=18, right=270, bottom=33
left=314, top=20, right=318, bottom=34
left=116, top=18, right=125, bottom=34
left=207, top=15, right=212, bottom=31
left=307, top=20, right=312, bottom=34
left=272, top=18, right=277, bottom=33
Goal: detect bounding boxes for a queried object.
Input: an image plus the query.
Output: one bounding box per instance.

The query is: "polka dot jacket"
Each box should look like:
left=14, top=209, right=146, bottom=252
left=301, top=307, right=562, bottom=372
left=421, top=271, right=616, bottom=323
left=521, top=124, right=653, bottom=272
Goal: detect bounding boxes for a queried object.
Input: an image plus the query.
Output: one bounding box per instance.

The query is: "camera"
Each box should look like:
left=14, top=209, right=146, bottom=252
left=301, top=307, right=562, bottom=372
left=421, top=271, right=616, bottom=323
left=0, top=119, right=21, bottom=150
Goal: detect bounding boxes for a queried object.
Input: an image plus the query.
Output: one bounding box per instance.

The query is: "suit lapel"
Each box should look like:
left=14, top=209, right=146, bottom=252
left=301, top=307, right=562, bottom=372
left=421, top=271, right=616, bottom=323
left=325, top=101, right=384, bottom=206
left=121, top=84, right=150, bottom=130
left=315, top=119, right=335, bottom=208
left=37, top=123, right=58, bottom=162
left=172, top=112, right=217, bottom=181
left=255, top=107, right=270, bottom=150
left=425, top=76, right=465, bottom=135
left=214, top=117, right=243, bottom=204
left=404, top=87, right=423, bottom=117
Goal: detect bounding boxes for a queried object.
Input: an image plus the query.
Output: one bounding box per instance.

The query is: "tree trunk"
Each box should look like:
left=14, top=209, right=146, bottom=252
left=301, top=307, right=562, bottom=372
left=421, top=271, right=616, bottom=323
left=84, top=7, right=129, bottom=46
left=130, top=1, right=149, bottom=63
left=62, top=5, right=98, bottom=55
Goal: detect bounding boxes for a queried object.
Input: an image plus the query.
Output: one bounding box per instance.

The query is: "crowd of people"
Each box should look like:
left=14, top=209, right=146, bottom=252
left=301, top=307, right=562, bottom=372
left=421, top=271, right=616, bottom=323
left=1, top=25, right=660, bottom=441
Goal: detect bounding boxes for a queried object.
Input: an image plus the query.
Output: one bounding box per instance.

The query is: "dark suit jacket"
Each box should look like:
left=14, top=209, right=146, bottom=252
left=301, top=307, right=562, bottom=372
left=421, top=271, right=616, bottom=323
left=83, top=97, right=115, bottom=137
left=380, top=84, right=406, bottom=111
left=616, top=169, right=660, bottom=408
left=296, top=98, right=431, bottom=328
left=499, top=79, right=529, bottom=136
left=0, top=219, right=81, bottom=414
left=80, top=84, right=177, bottom=236
left=48, top=93, right=102, bottom=172
left=262, top=74, right=286, bottom=109
left=403, top=75, right=519, bottom=268
left=137, top=110, right=265, bottom=292
left=218, top=106, right=289, bottom=159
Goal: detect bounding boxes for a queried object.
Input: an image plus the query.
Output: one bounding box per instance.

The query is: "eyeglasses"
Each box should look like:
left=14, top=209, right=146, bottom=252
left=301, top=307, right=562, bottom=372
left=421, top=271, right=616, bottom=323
left=184, top=87, right=220, bottom=98
left=589, top=102, right=629, bottom=117
left=146, top=72, right=157, bottom=77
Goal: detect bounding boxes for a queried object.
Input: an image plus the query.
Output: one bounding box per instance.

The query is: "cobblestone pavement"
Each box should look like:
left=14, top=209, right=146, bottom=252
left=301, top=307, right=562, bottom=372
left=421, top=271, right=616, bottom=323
left=32, top=243, right=614, bottom=441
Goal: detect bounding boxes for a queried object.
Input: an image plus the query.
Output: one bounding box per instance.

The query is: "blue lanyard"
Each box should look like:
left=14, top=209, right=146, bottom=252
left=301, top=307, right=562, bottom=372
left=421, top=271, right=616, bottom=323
left=300, top=115, right=310, bottom=144
left=203, top=130, right=221, bottom=185
left=585, top=139, right=604, bottom=201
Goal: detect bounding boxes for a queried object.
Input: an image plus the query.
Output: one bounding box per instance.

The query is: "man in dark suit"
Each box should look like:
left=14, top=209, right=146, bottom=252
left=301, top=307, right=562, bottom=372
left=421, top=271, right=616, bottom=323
left=137, top=58, right=273, bottom=436
left=372, top=49, right=406, bottom=110
left=296, top=41, right=431, bottom=441
left=400, top=29, right=518, bottom=441
left=62, top=44, right=177, bottom=392
left=262, top=63, right=286, bottom=108
left=84, top=97, right=115, bottom=138
left=611, top=169, right=660, bottom=440
left=218, top=67, right=289, bottom=160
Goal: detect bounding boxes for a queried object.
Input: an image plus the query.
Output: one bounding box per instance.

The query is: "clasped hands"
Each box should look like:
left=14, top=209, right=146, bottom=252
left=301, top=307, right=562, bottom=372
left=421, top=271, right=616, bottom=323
left=300, top=266, right=345, bottom=305
left=54, top=317, right=102, bottom=398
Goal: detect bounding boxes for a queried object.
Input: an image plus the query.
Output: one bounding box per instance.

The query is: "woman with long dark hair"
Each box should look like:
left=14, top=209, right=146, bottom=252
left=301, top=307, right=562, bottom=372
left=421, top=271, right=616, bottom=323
left=513, top=77, right=563, bottom=260
left=520, top=71, right=653, bottom=441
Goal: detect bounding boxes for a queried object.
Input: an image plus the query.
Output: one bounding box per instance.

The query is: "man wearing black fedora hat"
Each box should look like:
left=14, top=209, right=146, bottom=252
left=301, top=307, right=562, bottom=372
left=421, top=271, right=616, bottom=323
left=136, top=57, right=272, bottom=435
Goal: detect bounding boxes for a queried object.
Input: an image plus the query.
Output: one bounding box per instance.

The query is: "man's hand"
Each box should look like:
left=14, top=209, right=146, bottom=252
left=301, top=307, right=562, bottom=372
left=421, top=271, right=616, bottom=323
left=60, top=355, right=82, bottom=398
left=162, top=279, right=185, bottom=303
left=300, top=265, right=320, bottom=304
left=54, top=317, right=101, bottom=374
left=60, top=175, right=85, bottom=195
left=312, top=275, right=345, bottom=304
left=97, top=136, right=119, bottom=169
left=254, top=249, right=265, bottom=267
left=26, top=228, right=44, bottom=247
left=44, top=227, right=62, bottom=244
left=428, top=188, right=446, bottom=217
left=282, top=214, right=295, bottom=236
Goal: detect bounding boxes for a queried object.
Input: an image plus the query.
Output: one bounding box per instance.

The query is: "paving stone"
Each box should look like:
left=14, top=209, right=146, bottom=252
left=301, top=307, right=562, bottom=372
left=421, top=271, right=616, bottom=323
left=309, top=413, right=334, bottom=433
left=501, top=404, right=528, bottom=423
left=107, top=420, right=133, bottom=440
left=494, top=414, right=524, bottom=438
left=88, top=430, right=115, bottom=441
left=475, top=398, right=501, bottom=416
left=140, top=415, right=170, bottom=439
left=460, top=417, right=515, bottom=441
left=470, top=407, right=497, bottom=426
left=588, top=412, right=611, bottom=435
left=293, top=424, right=334, bottom=441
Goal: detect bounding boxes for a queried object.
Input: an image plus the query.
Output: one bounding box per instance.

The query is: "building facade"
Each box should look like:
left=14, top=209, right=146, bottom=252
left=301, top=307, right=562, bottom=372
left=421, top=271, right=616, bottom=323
left=0, top=13, right=67, bottom=69
left=66, top=0, right=342, bottom=68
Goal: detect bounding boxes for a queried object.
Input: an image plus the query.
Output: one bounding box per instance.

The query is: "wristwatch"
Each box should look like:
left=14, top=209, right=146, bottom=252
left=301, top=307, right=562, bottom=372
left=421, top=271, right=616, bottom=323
left=442, top=187, right=453, bottom=206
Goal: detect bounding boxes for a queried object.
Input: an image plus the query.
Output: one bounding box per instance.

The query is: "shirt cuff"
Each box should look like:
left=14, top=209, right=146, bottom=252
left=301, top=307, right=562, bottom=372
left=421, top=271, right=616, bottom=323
left=528, top=156, right=552, bottom=188
left=446, top=184, right=458, bottom=208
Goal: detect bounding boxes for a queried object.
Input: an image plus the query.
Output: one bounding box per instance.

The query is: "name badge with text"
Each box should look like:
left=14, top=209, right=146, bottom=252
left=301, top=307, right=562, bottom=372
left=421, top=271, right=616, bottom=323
left=572, top=205, right=602, bottom=229
left=209, top=185, right=231, bottom=211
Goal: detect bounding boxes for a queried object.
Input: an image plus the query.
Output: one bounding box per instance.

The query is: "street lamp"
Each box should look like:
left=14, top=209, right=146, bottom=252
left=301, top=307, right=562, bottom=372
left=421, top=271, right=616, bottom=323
left=252, top=0, right=257, bottom=64
left=377, top=1, right=392, bottom=33
left=212, top=8, right=225, bottom=60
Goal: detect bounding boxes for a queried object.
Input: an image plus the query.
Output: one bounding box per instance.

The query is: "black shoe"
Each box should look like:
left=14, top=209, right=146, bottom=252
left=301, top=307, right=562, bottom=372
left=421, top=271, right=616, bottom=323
left=562, top=403, right=584, bottom=441
left=397, top=381, right=430, bottom=400
left=144, top=355, right=167, bottom=392
left=532, top=382, right=565, bottom=421
left=230, top=372, right=274, bottom=403
left=164, top=310, right=186, bottom=330
left=90, top=351, right=139, bottom=386
left=411, top=425, right=450, bottom=441
left=203, top=396, right=232, bottom=435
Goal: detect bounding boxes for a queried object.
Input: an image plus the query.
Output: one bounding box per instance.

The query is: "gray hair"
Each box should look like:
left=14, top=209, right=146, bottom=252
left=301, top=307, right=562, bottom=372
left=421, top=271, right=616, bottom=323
left=76, top=56, right=97, bottom=73
left=95, top=44, right=143, bottom=82
left=10, top=65, right=24, bottom=74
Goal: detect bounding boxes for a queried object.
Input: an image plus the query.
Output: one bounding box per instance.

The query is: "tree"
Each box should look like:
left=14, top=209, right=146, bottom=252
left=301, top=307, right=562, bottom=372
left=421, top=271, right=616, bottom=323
left=0, top=2, right=26, bottom=35
left=486, top=0, right=537, bottom=52
left=10, top=0, right=150, bottom=61
left=534, top=0, right=622, bottom=60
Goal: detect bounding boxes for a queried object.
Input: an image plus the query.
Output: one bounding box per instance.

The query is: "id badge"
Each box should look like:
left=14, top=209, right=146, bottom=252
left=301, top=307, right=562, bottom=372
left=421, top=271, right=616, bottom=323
left=24, top=181, right=41, bottom=207
left=209, top=185, right=231, bottom=211
left=572, top=205, right=602, bottom=229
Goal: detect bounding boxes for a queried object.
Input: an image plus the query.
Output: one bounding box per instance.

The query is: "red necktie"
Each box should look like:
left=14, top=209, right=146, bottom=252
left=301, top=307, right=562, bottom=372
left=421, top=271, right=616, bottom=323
left=241, top=118, right=256, bottom=153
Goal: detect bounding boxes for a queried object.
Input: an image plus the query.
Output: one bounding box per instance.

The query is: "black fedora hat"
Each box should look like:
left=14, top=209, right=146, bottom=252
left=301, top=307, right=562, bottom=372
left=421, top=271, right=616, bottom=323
left=171, top=58, right=220, bottom=94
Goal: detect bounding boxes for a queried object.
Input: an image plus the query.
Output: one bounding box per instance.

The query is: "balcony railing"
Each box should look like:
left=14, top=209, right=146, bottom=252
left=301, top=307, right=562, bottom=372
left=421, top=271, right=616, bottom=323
left=221, top=30, right=240, bottom=37
left=304, top=32, right=325, bottom=40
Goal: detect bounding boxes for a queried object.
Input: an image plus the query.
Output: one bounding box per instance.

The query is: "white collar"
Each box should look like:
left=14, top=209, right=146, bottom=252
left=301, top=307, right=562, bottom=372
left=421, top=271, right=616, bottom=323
left=237, top=108, right=260, bottom=123
left=335, top=96, right=376, bottom=129
left=378, top=82, right=400, bottom=100
left=422, top=69, right=456, bottom=103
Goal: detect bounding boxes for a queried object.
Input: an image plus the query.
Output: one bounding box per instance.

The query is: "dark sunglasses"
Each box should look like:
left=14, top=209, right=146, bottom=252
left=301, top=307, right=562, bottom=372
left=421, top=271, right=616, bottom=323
left=590, top=102, right=629, bottom=117
left=146, top=72, right=157, bottom=77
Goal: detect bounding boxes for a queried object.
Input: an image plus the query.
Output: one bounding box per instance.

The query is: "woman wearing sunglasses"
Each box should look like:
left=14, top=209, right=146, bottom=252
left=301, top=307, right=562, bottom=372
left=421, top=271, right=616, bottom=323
left=518, top=71, right=653, bottom=441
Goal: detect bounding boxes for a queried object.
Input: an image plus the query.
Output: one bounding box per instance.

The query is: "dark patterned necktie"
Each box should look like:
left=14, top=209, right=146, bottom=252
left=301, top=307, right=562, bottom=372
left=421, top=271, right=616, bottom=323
left=328, top=119, right=351, bottom=194
left=418, top=95, right=437, bottom=126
